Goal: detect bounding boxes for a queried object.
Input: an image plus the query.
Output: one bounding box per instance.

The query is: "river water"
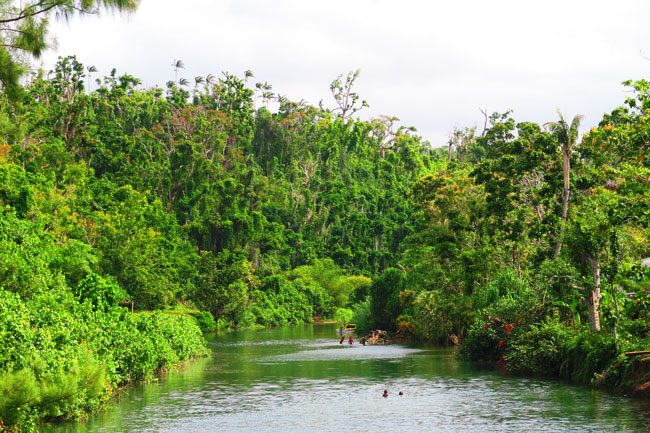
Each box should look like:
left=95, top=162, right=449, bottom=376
left=42, top=324, right=650, bottom=433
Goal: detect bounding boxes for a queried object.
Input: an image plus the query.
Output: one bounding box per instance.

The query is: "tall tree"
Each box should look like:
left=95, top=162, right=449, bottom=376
left=0, top=0, right=139, bottom=99
left=329, top=69, right=368, bottom=123
left=545, top=110, right=583, bottom=258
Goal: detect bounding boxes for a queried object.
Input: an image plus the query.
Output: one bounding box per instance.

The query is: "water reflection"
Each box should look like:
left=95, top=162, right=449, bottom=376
left=41, top=324, right=650, bottom=433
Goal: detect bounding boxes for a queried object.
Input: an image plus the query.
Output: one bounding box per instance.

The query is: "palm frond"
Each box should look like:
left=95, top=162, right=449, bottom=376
left=570, top=114, right=584, bottom=132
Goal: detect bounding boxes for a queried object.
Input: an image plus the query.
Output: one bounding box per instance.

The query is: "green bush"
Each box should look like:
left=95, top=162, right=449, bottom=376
left=412, top=290, right=474, bottom=343
left=461, top=287, right=545, bottom=363
left=193, top=311, right=217, bottom=333
left=461, top=319, right=503, bottom=362
left=564, top=330, right=617, bottom=383
left=76, top=272, right=127, bottom=311
left=334, top=307, right=354, bottom=324
left=369, top=268, right=404, bottom=331
left=249, top=276, right=313, bottom=326
left=505, top=318, right=572, bottom=376
left=298, top=280, right=335, bottom=318
left=351, top=298, right=372, bottom=333
left=483, top=290, right=545, bottom=326
left=0, top=288, right=208, bottom=431
left=474, top=269, right=528, bottom=310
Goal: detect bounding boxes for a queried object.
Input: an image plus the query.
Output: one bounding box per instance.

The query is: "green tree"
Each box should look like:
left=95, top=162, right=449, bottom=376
left=369, top=268, right=404, bottom=331
left=192, top=249, right=252, bottom=327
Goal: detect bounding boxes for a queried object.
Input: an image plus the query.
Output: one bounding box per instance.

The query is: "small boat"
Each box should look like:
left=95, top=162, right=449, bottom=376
left=336, top=324, right=357, bottom=335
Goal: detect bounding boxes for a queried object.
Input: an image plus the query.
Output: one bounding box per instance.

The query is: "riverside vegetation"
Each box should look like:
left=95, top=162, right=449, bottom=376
left=0, top=3, right=649, bottom=431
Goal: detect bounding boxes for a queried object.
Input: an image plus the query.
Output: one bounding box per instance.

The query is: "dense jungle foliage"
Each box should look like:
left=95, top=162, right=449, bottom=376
left=355, top=83, right=650, bottom=391
left=0, top=47, right=649, bottom=433
left=0, top=55, right=439, bottom=430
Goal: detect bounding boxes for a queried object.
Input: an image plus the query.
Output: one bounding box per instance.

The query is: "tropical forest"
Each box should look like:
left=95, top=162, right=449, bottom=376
left=0, top=1, right=649, bottom=432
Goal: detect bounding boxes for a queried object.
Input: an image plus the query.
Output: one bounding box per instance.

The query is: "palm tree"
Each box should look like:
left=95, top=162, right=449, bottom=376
left=172, top=59, right=185, bottom=82
left=545, top=110, right=584, bottom=258
left=255, top=81, right=274, bottom=106
left=86, top=65, right=97, bottom=91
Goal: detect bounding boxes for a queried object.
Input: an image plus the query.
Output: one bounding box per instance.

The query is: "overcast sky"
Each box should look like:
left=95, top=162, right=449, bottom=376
left=42, top=0, right=650, bottom=146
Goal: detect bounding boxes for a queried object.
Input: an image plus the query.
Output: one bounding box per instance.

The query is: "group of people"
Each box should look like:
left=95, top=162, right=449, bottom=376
left=339, top=336, right=356, bottom=345
left=382, top=390, right=403, bottom=398
left=338, top=336, right=368, bottom=345
left=338, top=329, right=387, bottom=346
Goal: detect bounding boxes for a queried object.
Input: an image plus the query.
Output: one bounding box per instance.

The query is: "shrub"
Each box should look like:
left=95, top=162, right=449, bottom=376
left=351, top=298, right=372, bottom=333
left=249, top=276, right=313, bottom=326
left=193, top=311, right=217, bottom=333
left=0, top=287, right=208, bottom=431
left=334, top=307, right=354, bottom=324
left=564, top=330, right=617, bottom=383
left=505, top=318, right=572, bottom=376
left=461, top=319, right=502, bottom=362
left=474, top=269, right=528, bottom=310
left=369, top=268, right=404, bottom=331
left=413, top=290, right=474, bottom=343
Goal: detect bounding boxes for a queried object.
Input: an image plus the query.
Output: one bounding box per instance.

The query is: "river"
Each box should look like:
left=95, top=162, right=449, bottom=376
left=42, top=324, right=650, bottom=433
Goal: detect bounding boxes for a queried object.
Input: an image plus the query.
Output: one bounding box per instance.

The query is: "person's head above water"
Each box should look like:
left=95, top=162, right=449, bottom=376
left=382, top=390, right=388, bottom=398
left=398, top=391, right=403, bottom=396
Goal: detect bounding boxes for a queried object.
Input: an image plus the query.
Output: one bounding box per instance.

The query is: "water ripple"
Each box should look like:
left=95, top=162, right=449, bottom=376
left=40, top=325, right=650, bottom=433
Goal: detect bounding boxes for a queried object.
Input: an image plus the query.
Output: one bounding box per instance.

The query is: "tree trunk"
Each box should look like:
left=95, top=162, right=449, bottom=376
left=587, top=254, right=602, bottom=332
left=554, top=153, right=571, bottom=258
left=553, top=188, right=570, bottom=258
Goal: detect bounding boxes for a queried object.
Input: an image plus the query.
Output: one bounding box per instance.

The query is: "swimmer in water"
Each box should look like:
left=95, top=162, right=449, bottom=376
left=383, top=390, right=388, bottom=398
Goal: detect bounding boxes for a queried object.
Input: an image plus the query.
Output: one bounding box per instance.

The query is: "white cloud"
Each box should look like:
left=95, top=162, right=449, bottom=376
left=42, top=0, right=650, bottom=146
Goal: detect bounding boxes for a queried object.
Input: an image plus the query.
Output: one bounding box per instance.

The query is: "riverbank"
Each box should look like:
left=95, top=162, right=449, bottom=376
left=0, top=286, right=209, bottom=433
left=599, top=353, right=650, bottom=398
left=626, top=355, right=650, bottom=397
left=452, top=314, right=650, bottom=400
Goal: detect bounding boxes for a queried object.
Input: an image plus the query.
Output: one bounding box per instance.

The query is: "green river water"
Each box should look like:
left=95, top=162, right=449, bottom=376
left=42, top=324, right=650, bottom=433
